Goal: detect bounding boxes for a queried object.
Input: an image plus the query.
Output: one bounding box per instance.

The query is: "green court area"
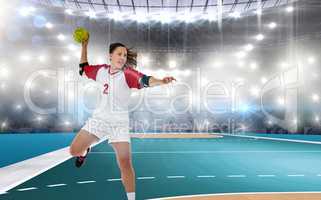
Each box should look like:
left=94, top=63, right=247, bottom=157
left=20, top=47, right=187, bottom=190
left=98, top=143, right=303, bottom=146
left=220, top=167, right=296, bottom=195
left=3, top=135, right=321, bottom=200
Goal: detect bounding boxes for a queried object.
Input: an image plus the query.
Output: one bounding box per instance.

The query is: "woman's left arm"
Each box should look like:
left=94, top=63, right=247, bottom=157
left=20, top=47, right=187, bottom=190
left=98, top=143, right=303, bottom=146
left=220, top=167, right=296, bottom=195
left=148, top=76, right=176, bottom=87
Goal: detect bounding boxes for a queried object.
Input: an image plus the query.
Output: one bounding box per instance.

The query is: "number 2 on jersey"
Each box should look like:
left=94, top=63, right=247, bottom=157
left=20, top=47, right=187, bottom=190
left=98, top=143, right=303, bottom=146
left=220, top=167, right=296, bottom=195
left=103, top=83, right=109, bottom=94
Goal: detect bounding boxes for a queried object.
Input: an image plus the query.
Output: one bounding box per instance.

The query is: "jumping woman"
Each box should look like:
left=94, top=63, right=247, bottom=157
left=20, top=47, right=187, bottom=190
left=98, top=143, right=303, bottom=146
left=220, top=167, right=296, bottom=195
left=69, top=34, right=176, bottom=200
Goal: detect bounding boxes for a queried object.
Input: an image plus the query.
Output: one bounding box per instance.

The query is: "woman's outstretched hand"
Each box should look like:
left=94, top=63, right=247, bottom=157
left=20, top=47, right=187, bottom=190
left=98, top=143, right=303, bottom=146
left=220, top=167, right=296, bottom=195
left=162, top=76, right=176, bottom=84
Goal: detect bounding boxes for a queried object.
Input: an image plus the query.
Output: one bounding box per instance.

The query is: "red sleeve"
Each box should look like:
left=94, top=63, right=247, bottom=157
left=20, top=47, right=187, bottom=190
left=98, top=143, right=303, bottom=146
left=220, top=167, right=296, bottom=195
left=123, top=67, right=145, bottom=89
left=83, top=64, right=106, bottom=81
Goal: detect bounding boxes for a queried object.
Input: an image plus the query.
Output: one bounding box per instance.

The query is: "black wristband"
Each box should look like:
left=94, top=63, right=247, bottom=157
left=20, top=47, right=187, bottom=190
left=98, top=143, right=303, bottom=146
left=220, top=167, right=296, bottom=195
left=79, top=62, right=89, bottom=75
left=141, top=75, right=151, bottom=87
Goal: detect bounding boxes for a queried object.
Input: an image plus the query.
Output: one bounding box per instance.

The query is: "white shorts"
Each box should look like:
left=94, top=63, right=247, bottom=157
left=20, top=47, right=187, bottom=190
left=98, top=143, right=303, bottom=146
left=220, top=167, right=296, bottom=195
left=81, top=117, right=130, bottom=143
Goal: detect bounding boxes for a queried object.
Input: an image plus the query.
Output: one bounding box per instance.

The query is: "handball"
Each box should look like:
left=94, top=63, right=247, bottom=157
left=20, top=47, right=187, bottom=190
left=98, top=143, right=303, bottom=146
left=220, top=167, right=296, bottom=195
left=73, top=27, right=89, bottom=43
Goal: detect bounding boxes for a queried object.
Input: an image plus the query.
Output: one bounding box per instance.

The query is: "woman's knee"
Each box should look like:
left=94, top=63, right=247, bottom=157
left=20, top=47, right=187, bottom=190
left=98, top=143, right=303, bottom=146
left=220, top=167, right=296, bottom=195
left=118, top=156, right=132, bottom=170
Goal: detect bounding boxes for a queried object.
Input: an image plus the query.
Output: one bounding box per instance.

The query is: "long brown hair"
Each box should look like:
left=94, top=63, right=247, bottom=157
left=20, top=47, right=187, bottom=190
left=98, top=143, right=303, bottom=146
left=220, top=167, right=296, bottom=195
left=109, top=43, right=137, bottom=68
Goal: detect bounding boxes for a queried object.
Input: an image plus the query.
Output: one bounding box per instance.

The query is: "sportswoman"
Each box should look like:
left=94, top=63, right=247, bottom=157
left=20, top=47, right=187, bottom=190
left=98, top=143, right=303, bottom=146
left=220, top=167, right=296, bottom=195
left=69, top=34, right=176, bottom=200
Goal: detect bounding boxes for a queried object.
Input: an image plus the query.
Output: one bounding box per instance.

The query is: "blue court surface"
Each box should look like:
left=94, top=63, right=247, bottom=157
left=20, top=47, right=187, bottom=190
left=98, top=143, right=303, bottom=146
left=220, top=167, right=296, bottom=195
left=2, top=133, right=321, bottom=200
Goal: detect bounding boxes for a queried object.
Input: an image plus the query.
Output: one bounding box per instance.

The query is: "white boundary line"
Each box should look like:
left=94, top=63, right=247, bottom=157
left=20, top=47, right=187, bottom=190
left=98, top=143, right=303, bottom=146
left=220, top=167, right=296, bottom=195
left=46, top=183, right=67, bottom=188
left=167, top=176, right=185, bottom=179
left=147, top=191, right=321, bottom=200
left=90, top=150, right=321, bottom=154
left=107, top=178, right=122, bottom=182
left=218, top=133, right=321, bottom=145
left=0, top=138, right=106, bottom=194
left=77, top=180, right=96, bottom=184
left=17, top=187, right=38, bottom=192
left=137, top=177, right=155, bottom=180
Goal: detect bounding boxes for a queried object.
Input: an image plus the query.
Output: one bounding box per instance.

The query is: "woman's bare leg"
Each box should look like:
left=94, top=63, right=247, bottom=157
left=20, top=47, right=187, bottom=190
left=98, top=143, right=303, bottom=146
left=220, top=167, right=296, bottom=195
left=69, top=129, right=99, bottom=157
left=112, top=142, right=135, bottom=193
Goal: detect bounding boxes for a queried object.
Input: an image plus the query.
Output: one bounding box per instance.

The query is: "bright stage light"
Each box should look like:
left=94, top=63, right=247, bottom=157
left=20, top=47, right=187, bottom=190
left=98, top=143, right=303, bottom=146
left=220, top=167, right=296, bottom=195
left=237, top=61, right=244, bottom=68
left=250, top=62, right=257, bottom=70
left=308, top=57, right=315, bottom=64
left=286, top=6, right=294, bottom=13
left=64, top=121, right=71, bottom=126
left=0, top=67, right=9, bottom=79
left=235, top=51, right=247, bottom=59
left=15, top=104, right=22, bottom=111
left=260, top=77, right=267, bottom=84
left=109, top=11, right=125, bottom=21
left=315, top=116, right=320, bottom=122
left=159, top=12, right=173, bottom=24
left=183, top=69, right=191, bottom=77
left=202, top=13, right=217, bottom=22
left=65, top=9, right=73, bottom=15
left=141, top=56, right=150, bottom=66
left=229, top=12, right=241, bottom=19
left=44, top=90, right=50, bottom=95
left=132, top=12, right=149, bottom=23
left=240, top=104, right=250, bottom=112
left=255, top=34, right=264, bottom=41
left=36, top=116, right=43, bottom=122
left=250, top=86, right=260, bottom=97
left=68, top=44, right=77, bottom=51
left=0, top=83, right=6, bottom=90
left=45, top=22, right=53, bottom=29
left=213, top=61, right=223, bottom=69
left=268, top=22, right=277, bottom=29
left=1, top=122, right=7, bottom=128
left=312, top=94, right=319, bottom=102
left=20, top=54, right=31, bottom=61
left=177, top=12, right=197, bottom=23
left=57, top=34, right=65, bottom=41
left=38, top=55, right=46, bottom=62
left=19, top=6, right=36, bottom=17
left=280, top=62, right=289, bottom=69
left=169, top=60, right=177, bottom=69
left=244, top=44, right=254, bottom=52
left=85, top=10, right=97, bottom=19
left=277, top=97, right=285, bottom=106
left=255, top=10, right=262, bottom=16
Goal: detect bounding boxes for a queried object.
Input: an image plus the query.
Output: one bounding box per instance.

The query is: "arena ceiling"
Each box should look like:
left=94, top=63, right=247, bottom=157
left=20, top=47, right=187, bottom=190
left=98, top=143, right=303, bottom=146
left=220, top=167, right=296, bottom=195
left=31, top=0, right=297, bottom=21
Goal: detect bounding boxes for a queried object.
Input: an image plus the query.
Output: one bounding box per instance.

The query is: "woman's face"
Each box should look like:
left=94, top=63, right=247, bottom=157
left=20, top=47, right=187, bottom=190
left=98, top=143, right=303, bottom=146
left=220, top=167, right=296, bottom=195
left=110, top=46, right=127, bottom=69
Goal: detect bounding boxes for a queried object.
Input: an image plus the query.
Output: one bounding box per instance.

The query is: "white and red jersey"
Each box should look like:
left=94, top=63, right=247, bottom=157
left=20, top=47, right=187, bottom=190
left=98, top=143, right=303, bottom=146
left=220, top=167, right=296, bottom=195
left=80, top=63, right=149, bottom=123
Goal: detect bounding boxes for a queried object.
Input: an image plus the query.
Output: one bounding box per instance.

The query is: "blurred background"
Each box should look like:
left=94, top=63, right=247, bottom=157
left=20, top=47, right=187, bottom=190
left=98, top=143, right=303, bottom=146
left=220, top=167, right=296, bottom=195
left=1, top=0, right=320, bottom=135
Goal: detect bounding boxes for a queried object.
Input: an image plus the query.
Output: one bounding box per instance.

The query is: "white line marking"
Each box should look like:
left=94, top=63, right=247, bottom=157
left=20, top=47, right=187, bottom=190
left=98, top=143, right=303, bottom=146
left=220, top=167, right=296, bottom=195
left=227, top=175, right=246, bottom=178
left=219, top=133, right=321, bottom=145
left=148, top=191, right=321, bottom=200
left=137, top=177, right=155, bottom=180
left=167, top=176, right=185, bottom=179
left=257, top=175, right=276, bottom=177
left=17, top=187, right=37, bottom=192
left=287, top=174, right=305, bottom=177
left=77, top=181, right=96, bottom=184
left=90, top=150, right=321, bottom=154
left=46, top=183, right=67, bottom=188
left=107, top=178, right=121, bottom=182
left=197, top=175, right=216, bottom=178
left=0, top=138, right=107, bottom=194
